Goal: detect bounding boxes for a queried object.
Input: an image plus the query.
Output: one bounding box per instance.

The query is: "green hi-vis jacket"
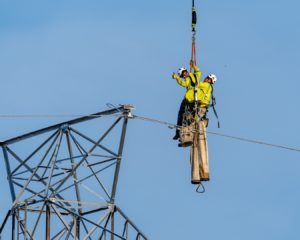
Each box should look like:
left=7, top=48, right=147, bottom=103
left=174, top=65, right=212, bottom=106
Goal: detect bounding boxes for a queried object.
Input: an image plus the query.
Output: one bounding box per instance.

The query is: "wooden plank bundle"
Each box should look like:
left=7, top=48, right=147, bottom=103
left=187, top=120, right=210, bottom=184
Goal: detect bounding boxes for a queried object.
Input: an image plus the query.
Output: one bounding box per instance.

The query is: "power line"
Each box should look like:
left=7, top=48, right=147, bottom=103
left=132, top=115, right=300, bottom=153
left=0, top=115, right=81, bottom=118
left=0, top=113, right=299, bottom=153
left=0, top=114, right=123, bottom=119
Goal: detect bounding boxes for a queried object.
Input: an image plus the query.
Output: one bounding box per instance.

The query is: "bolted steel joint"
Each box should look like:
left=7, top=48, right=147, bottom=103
left=60, top=124, right=70, bottom=133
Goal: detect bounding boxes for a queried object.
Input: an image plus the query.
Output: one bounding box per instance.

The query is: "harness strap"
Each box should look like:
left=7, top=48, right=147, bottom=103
left=210, top=85, right=220, bottom=128
left=190, top=73, right=198, bottom=87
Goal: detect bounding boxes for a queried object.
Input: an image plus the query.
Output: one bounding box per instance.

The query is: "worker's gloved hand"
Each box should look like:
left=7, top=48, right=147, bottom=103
left=172, top=73, right=177, bottom=79
left=190, top=60, right=195, bottom=67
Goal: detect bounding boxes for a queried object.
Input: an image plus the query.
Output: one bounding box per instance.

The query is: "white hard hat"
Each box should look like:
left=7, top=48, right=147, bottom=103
left=178, top=67, right=188, bottom=77
left=208, top=74, right=217, bottom=84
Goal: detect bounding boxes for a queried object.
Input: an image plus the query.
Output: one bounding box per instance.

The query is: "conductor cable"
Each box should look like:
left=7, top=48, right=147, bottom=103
left=132, top=114, right=300, bottom=153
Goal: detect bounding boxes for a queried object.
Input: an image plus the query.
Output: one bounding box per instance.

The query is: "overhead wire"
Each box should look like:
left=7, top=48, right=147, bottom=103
left=0, top=114, right=123, bottom=119
left=0, top=113, right=299, bottom=153
left=0, top=104, right=124, bottom=119
left=132, top=114, right=300, bottom=153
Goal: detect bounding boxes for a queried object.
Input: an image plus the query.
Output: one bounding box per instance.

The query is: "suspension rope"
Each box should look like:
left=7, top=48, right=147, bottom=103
left=190, top=37, right=196, bottom=72
left=190, top=0, right=197, bottom=72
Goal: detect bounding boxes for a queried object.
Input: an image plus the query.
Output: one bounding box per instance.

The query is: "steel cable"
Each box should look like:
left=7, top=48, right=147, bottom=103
left=132, top=115, right=300, bottom=153
left=0, top=113, right=299, bottom=153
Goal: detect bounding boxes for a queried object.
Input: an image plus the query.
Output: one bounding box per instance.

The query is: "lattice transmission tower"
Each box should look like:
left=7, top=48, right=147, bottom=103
left=0, top=105, right=148, bottom=240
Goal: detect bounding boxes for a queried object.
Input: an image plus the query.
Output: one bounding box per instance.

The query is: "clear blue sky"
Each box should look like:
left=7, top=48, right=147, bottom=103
left=1, top=0, right=300, bottom=239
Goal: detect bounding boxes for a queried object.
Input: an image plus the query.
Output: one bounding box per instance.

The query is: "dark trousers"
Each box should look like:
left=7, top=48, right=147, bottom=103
left=175, top=99, right=207, bottom=136
left=175, top=99, right=194, bottom=136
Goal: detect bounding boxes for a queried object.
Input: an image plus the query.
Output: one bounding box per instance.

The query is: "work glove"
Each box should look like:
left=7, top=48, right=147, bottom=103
left=190, top=60, right=195, bottom=68
left=172, top=73, right=177, bottom=79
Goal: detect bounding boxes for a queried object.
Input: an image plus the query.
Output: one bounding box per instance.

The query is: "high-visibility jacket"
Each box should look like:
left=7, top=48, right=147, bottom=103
left=174, top=65, right=201, bottom=102
left=197, top=81, right=212, bottom=106
left=174, top=65, right=212, bottom=106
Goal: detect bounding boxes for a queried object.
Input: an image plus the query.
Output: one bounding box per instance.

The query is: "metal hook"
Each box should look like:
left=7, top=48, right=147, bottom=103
left=196, top=182, right=205, bottom=194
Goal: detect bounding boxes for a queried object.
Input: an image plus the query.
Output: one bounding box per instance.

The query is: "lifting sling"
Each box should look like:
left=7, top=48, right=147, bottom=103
left=190, top=0, right=199, bottom=118
left=190, top=0, right=220, bottom=128
left=190, top=0, right=197, bottom=76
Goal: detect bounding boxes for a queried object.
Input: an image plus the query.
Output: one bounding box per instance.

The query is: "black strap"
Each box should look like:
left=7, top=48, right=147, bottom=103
left=190, top=73, right=198, bottom=87
left=192, top=0, right=197, bottom=32
left=189, top=73, right=198, bottom=119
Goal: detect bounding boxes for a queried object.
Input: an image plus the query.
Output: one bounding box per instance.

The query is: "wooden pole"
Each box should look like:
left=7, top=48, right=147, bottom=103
left=198, top=121, right=210, bottom=181
left=191, top=122, right=201, bottom=184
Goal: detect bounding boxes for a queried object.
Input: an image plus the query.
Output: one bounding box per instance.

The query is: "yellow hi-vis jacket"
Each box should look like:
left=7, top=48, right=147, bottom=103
left=174, top=65, right=212, bottom=106
left=198, top=81, right=212, bottom=106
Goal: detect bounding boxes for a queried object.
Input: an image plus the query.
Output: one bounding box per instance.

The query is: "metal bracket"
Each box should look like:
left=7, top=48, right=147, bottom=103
left=61, top=124, right=69, bottom=133
left=122, top=104, right=135, bottom=119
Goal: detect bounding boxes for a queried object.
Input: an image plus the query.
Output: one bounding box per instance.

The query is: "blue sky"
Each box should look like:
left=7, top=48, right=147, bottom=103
left=1, top=0, right=300, bottom=239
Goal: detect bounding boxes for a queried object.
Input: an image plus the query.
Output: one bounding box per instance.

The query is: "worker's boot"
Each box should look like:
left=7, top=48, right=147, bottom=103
left=172, top=130, right=180, bottom=140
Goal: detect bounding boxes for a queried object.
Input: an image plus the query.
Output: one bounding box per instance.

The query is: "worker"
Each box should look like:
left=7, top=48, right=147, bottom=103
left=197, top=74, right=217, bottom=106
left=172, top=60, right=200, bottom=140
left=172, top=61, right=217, bottom=140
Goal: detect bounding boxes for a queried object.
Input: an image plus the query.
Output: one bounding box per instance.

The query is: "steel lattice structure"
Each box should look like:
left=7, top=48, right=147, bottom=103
left=0, top=105, right=148, bottom=240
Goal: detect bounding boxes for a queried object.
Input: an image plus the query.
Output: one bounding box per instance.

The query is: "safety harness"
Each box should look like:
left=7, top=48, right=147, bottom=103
left=189, top=74, right=220, bottom=128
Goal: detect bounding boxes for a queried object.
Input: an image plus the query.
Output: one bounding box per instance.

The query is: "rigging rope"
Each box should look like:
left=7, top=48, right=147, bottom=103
left=190, top=0, right=197, bottom=72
